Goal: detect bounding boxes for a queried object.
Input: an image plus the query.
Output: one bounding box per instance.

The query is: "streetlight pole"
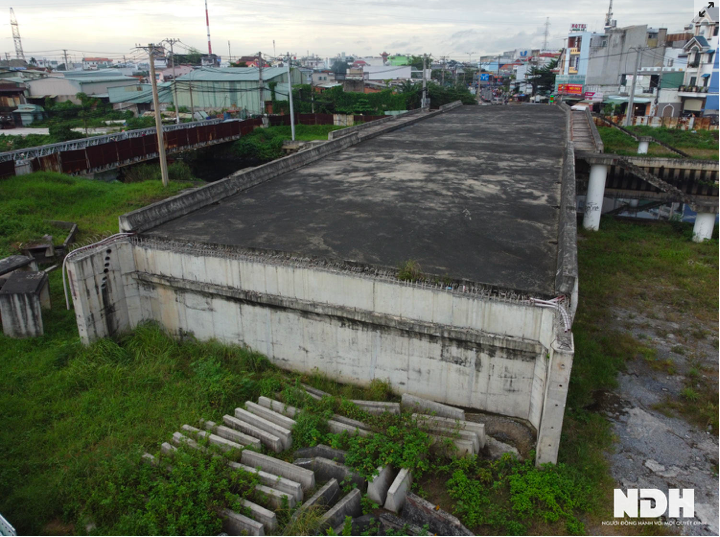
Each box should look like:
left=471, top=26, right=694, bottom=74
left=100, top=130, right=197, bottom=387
left=287, top=54, right=295, bottom=141
left=625, top=47, right=643, bottom=126
left=146, top=43, right=169, bottom=187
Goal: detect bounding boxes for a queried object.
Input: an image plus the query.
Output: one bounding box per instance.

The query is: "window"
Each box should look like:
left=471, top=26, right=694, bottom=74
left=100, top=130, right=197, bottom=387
left=707, top=51, right=715, bottom=63
left=620, top=74, right=627, bottom=86
left=714, top=25, right=719, bottom=36
left=690, top=76, right=697, bottom=86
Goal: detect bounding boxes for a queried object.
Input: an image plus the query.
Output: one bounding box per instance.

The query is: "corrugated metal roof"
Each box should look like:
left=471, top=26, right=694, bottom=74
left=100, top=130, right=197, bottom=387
left=176, top=66, right=290, bottom=82
left=76, top=76, right=138, bottom=84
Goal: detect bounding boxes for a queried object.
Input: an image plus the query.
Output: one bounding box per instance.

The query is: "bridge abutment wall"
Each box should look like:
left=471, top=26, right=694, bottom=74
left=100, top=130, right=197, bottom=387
left=67, top=236, right=572, bottom=464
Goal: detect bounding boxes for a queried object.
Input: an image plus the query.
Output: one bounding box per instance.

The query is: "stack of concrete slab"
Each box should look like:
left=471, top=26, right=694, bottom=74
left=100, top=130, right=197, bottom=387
left=413, top=414, right=485, bottom=456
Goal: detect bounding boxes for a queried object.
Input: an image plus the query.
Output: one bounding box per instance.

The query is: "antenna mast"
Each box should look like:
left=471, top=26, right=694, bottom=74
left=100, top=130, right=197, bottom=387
left=10, top=8, right=25, bottom=60
left=604, top=0, right=613, bottom=28
left=542, top=17, right=550, bottom=51
left=205, top=0, right=212, bottom=55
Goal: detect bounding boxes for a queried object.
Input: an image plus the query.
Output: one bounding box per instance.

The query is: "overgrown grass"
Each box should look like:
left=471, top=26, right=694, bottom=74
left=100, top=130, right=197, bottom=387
left=232, top=124, right=345, bottom=162
left=0, top=171, right=194, bottom=257
left=598, top=125, right=719, bottom=160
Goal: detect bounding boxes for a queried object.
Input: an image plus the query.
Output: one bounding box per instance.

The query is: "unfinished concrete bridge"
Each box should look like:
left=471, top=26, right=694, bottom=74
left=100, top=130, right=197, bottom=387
left=67, top=102, right=579, bottom=465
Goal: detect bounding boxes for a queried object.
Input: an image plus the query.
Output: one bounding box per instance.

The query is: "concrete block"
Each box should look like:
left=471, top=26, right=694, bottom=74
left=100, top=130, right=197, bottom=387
left=420, top=424, right=479, bottom=454
left=220, top=508, right=264, bottom=536
left=228, top=462, right=303, bottom=502
left=412, top=414, right=485, bottom=448
left=255, top=484, right=297, bottom=509
left=328, top=419, right=371, bottom=438
left=384, top=468, right=412, bottom=513
left=367, top=465, right=398, bottom=506
left=351, top=400, right=401, bottom=415
left=246, top=401, right=297, bottom=431
left=141, top=452, right=157, bottom=466
left=401, top=394, right=465, bottom=420
left=300, top=457, right=366, bottom=491
left=181, top=424, right=244, bottom=453
left=332, top=414, right=371, bottom=432
left=257, top=396, right=297, bottom=418
left=291, top=478, right=340, bottom=521
left=202, top=420, right=262, bottom=449
left=241, top=499, right=277, bottom=532
left=379, top=513, right=424, bottom=535
left=160, top=442, right=177, bottom=455
left=294, top=444, right=347, bottom=463
left=429, top=433, right=475, bottom=456
left=319, top=488, right=362, bottom=530
left=241, top=450, right=315, bottom=490
left=0, top=271, right=48, bottom=338
left=234, top=408, right=293, bottom=450
left=401, top=493, right=473, bottom=536
left=301, top=383, right=327, bottom=399
left=171, top=431, right=201, bottom=450
left=486, top=436, right=520, bottom=460
left=223, top=415, right=284, bottom=453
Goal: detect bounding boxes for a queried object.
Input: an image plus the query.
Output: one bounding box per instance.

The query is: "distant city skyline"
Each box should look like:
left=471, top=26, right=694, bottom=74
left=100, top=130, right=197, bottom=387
left=1, top=0, right=694, bottom=64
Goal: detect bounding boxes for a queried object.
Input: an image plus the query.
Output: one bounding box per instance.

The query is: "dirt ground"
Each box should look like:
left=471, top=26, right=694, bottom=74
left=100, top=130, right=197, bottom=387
left=599, top=306, right=719, bottom=535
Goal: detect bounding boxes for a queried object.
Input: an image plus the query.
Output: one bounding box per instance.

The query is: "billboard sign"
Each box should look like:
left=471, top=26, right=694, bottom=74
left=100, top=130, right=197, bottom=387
left=558, top=84, right=583, bottom=95
left=584, top=91, right=604, bottom=101
left=480, top=73, right=490, bottom=81
left=570, top=23, right=587, bottom=31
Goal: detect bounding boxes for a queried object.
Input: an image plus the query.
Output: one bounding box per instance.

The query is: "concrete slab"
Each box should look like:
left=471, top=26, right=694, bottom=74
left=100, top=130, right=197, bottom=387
left=202, top=420, right=262, bottom=449
left=302, top=383, right=329, bottom=399
left=367, top=465, right=398, bottom=506
left=402, top=493, right=473, bottom=536
left=257, top=396, right=298, bottom=418
left=331, top=414, right=372, bottom=432
left=220, top=508, right=265, bottom=536
left=160, top=442, right=177, bottom=454
left=291, top=478, right=340, bottom=521
left=412, top=414, right=486, bottom=448
left=351, top=400, right=401, bottom=415
left=429, top=433, right=476, bottom=456
left=297, top=457, right=366, bottom=490
left=241, top=450, right=316, bottom=490
left=181, top=424, right=244, bottom=453
left=255, top=484, right=297, bottom=509
left=245, top=401, right=297, bottom=431
left=421, top=425, right=479, bottom=453
left=228, top=462, right=303, bottom=502
left=328, top=419, right=372, bottom=437
left=223, top=415, right=284, bottom=453
left=146, top=106, right=565, bottom=295
left=234, top=408, right=293, bottom=450
left=294, top=444, right=347, bottom=463
left=319, top=488, right=362, bottom=530
left=241, top=499, right=277, bottom=532
left=384, top=468, right=412, bottom=513
left=401, top=394, right=465, bottom=420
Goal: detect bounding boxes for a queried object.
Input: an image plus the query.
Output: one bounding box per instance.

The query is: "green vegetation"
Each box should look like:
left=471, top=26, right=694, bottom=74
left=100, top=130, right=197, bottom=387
left=122, top=161, right=195, bottom=183
left=598, top=125, right=719, bottom=159
left=0, top=171, right=194, bottom=257
left=34, top=92, right=133, bottom=129
left=397, top=259, right=424, bottom=281
left=232, top=124, right=344, bottom=162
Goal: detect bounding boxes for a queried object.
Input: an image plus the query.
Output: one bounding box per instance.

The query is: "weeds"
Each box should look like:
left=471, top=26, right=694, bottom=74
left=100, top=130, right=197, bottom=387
left=397, top=259, right=424, bottom=281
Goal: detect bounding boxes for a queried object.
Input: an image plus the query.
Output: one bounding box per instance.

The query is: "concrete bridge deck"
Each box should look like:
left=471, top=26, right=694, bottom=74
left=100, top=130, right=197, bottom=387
left=147, top=106, right=567, bottom=297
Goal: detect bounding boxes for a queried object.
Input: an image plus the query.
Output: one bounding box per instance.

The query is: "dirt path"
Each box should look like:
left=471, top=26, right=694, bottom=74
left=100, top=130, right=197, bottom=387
left=600, top=308, right=718, bottom=535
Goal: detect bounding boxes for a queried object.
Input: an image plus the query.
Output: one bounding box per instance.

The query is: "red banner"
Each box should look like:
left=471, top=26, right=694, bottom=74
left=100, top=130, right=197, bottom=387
left=558, top=84, right=583, bottom=95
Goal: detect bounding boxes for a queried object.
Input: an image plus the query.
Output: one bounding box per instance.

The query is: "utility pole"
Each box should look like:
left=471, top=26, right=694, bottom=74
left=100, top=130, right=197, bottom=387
left=422, top=54, right=428, bottom=109
left=188, top=73, right=195, bottom=122
left=137, top=43, right=170, bottom=187
left=542, top=17, right=550, bottom=51
left=441, top=56, right=446, bottom=86
left=228, top=40, right=232, bottom=63
left=257, top=51, right=265, bottom=116
left=165, top=38, right=181, bottom=124
left=625, top=47, right=642, bottom=126
left=287, top=53, right=295, bottom=140
left=62, top=49, right=69, bottom=71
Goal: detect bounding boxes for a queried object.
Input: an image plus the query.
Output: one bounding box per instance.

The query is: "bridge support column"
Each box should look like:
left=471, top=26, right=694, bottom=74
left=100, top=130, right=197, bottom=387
left=637, top=137, right=652, bottom=155
left=693, top=212, right=716, bottom=242
left=583, top=163, right=608, bottom=231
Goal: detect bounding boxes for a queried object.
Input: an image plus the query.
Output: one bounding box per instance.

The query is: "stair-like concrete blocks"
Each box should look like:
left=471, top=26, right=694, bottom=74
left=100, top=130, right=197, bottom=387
left=228, top=461, right=303, bottom=502
left=255, top=484, right=297, bottom=509
left=234, top=408, right=293, bottom=450
left=241, top=499, right=277, bottom=532
left=319, top=488, right=362, bottom=530
left=203, top=419, right=262, bottom=449
left=328, top=419, right=371, bottom=437
left=351, top=400, right=401, bottom=415
left=258, top=396, right=298, bottom=418
left=223, top=414, right=283, bottom=453
left=367, top=465, right=397, bottom=506
left=401, top=394, right=464, bottom=420
left=220, top=508, right=264, bottom=536
left=181, top=424, right=244, bottom=454
left=246, top=401, right=297, bottom=431
left=412, top=414, right=485, bottom=448
left=291, top=478, right=340, bottom=521
left=241, top=450, right=316, bottom=490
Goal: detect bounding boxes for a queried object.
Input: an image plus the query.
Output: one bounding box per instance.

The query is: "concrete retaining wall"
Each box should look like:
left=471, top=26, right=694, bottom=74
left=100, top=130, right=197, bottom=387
left=328, top=115, right=395, bottom=140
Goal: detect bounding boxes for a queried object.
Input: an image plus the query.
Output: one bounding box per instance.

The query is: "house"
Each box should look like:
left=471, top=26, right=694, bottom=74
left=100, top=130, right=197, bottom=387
left=363, top=65, right=412, bottom=81
left=311, top=71, right=335, bottom=85
left=108, top=83, right=173, bottom=116
left=26, top=71, right=139, bottom=104
left=157, top=65, right=194, bottom=83
left=82, top=57, right=113, bottom=70
left=677, top=7, right=719, bottom=116
left=171, top=66, right=302, bottom=115
left=0, top=80, right=26, bottom=112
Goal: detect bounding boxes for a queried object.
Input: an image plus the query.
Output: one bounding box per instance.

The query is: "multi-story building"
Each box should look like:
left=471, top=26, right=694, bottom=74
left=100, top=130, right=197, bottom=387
left=554, top=23, right=605, bottom=98
left=678, top=7, right=719, bottom=116
left=82, top=57, right=113, bottom=70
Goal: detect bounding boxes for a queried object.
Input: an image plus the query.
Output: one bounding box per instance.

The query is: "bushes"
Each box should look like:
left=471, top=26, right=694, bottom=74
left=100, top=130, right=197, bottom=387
left=122, top=161, right=196, bottom=183
left=233, top=128, right=284, bottom=161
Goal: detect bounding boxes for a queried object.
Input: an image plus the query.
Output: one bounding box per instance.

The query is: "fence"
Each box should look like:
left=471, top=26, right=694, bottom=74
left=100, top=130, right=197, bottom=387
left=0, top=113, right=387, bottom=179
left=600, top=114, right=718, bottom=131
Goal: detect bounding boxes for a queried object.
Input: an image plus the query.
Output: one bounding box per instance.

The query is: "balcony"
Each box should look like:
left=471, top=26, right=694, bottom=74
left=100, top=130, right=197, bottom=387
left=569, top=68, right=578, bottom=74
left=569, top=48, right=580, bottom=55
left=678, top=85, right=709, bottom=97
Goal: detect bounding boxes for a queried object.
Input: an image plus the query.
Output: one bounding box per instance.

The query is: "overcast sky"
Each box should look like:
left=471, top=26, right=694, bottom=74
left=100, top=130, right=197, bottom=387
left=1, top=0, right=697, bottom=63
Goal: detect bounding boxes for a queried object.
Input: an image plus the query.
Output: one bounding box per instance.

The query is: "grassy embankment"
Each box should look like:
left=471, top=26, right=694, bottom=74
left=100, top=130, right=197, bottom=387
left=597, top=125, right=719, bottom=159
left=0, top=172, right=717, bottom=535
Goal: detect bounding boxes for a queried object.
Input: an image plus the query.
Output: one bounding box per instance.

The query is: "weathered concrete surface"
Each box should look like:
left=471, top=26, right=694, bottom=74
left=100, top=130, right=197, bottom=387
left=241, top=450, right=316, bottom=490
left=241, top=499, right=277, bottom=532
left=291, top=478, right=340, bottom=521
left=147, top=106, right=565, bottom=296
left=295, top=457, right=366, bottom=491
left=228, top=462, right=303, bottom=502
left=220, top=508, right=265, bottom=536
left=319, top=488, right=362, bottom=530
left=0, top=271, right=48, bottom=338
left=351, top=400, right=401, bottom=415
left=401, top=493, right=473, bottom=536
left=202, top=420, right=263, bottom=449
left=402, top=394, right=465, bottom=420
left=413, top=413, right=486, bottom=448
left=245, top=401, right=297, bottom=430
left=384, top=468, right=412, bottom=513
left=367, top=465, right=397, bottom=506
left=295, top=444, right=347, bottom=463
left=223, top=414, right=284, bottom=452
left=258, top=396, right=298, bottom=418
left=234, top=407, right=293, bottom=450
left=255, top=484, right=297, bottom=509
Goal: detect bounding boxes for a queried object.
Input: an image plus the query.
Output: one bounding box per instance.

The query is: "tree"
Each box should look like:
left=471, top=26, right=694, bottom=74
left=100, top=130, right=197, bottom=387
left=231, top=61, right=248, bottom=67
left=29, top=57, right=37, bottom=65
left=528, top=58, right=559, bottom=95
left=408, top=55, right=432, bottom=70
left=330, top=59, right=347, bottom=75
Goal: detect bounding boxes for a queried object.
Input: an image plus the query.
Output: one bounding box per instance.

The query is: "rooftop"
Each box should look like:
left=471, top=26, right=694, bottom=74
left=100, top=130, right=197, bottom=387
left=176, top=66, right=289, bottom=82
left=146, top=106, right=566, bottom=296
